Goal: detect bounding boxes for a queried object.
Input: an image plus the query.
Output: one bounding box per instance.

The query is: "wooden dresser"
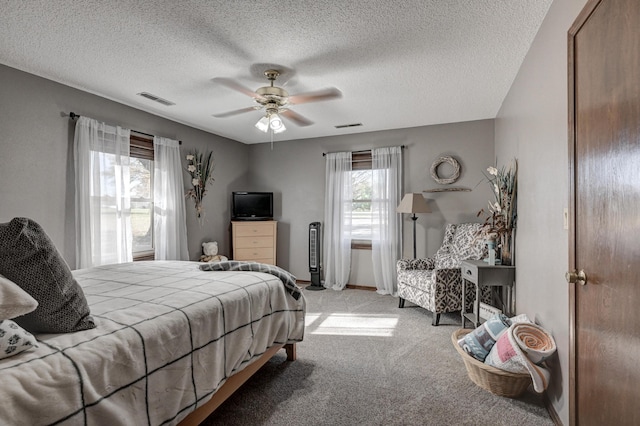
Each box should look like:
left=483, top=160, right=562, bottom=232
left=231, top=221, right=277, bottom=265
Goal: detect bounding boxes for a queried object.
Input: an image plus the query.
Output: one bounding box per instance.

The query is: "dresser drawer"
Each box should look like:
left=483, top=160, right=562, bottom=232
left=233, top=223, right=275, bottom=237
left=246, top=257, right=274, bottom=265
left=235, top=247, right=274, bottom=260
left=461, top=262, right=478, bottom=283
left=234, top=236, right=274, bottom=249
left=231, top=221, right=277, bottom=265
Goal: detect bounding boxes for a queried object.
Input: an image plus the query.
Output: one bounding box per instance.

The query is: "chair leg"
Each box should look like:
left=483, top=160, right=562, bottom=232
left=432, top=313, right=440, bottom=326
left=398, top=297, right=405, bottom=308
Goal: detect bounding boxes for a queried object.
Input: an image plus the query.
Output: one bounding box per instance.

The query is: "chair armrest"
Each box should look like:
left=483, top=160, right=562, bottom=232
left=433, top=268, right=462, bottom=280
left=396, top=258, right=435, bottom=272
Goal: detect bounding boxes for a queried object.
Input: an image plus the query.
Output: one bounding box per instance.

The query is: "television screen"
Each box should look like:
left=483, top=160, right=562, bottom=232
left=232, top=192, right=273, bottom=220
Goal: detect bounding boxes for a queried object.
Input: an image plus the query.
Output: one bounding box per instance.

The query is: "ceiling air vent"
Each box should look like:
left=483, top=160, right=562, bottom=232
left=335, top=123, right=363, bottom=129
left=137, top=92, right=175, bottom=106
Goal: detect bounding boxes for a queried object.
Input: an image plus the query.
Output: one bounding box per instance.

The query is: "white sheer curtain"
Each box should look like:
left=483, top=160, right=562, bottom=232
left=75, top=116, right=132, bottom=268
left=153, top=137, right=189, bottom=260
left=371, top=146, right=403, bottom=295
left=323, top=152, right=352, bottom=290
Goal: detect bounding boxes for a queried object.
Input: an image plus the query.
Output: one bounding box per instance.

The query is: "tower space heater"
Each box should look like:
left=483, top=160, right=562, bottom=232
left=307, top=222, right=325, bottom=291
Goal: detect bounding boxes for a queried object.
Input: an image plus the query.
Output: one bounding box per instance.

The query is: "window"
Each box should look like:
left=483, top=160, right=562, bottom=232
left=351, top=151, right=373, bottom=249
left=130, top=134, right=154, bottom=260
left=76, top=117, right=187, bottom=268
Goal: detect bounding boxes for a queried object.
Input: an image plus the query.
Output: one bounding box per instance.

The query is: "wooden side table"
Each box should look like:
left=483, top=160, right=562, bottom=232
left=460, top=260, right=515, bottom=328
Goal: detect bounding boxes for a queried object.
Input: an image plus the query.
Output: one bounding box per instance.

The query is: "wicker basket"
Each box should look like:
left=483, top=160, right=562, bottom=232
left=452, top=329, right=532, bottom=398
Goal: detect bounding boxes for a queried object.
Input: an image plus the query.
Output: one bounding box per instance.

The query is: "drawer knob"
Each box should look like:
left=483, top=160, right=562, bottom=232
left=466, top=269, right=472, bottom=275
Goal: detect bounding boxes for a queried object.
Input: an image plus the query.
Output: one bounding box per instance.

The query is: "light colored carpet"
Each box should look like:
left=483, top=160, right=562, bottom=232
left=203, top=287, right=554, bottom=426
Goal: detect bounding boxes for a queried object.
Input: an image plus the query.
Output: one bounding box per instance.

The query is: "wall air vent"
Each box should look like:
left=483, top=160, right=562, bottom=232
left=137, top=92, right=175, bottom=106
left=335, top=123, right=363, bottom=129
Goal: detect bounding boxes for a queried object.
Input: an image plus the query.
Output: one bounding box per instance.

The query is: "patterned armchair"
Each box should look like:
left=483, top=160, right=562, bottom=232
left=397, top=223, right=489, bottom=326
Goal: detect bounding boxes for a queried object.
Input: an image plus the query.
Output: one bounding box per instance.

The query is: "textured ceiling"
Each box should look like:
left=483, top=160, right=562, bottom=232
left=0, top=0, right=552, bottom=144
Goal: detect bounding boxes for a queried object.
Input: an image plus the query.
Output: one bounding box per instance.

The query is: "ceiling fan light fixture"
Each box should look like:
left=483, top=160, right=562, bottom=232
left=269, top=113, right=286, bottom=133
left=255, top=115, right=270, bottom=132
left=216, top=68, right=339, bottom=135
left=272, top=123, right=286, bottom=134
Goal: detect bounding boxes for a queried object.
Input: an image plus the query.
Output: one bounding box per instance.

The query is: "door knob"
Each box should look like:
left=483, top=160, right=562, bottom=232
left=566, top=269, right=587, bottom=285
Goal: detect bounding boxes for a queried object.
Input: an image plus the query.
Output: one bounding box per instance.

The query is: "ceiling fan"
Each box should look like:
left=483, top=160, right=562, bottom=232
left=212, top=69, right=342, bottom=134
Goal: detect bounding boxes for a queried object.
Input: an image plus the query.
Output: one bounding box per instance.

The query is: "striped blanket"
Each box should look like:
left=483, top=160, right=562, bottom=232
left=200, top=261, right=302, bottom=300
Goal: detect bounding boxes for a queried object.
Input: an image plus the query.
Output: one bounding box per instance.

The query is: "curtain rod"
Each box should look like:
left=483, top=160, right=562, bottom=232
left=322, top=145, right=405, bottom=157
left=68, top=112, right=182, bottom=145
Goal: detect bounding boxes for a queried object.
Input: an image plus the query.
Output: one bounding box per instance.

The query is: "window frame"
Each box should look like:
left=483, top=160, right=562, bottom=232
left=351, top=151, right=373, bottom=250
left=129, top=133, right=155, bottom=261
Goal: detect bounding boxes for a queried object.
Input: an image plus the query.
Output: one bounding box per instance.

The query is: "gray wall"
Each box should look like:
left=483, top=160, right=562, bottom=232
left=247, top=120, right=495, bottom=282
left=0, top=64, right=249, bottom=267
left=0, top=63, right=494, bottom=282
left=494, top=0, right=587, bottom=423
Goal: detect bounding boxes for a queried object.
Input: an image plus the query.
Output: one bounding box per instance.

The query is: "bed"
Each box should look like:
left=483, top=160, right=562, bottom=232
left=0, top=259, right=305, bottom=425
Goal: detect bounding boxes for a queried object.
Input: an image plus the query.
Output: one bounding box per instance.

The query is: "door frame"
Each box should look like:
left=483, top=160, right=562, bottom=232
left=567, top=1, right=604, bottom=424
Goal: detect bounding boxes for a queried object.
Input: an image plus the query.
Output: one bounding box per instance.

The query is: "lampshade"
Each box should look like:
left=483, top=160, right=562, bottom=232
left=255, top=116, right=269, bottom=132
left=396, top=193, right=431, bottom=214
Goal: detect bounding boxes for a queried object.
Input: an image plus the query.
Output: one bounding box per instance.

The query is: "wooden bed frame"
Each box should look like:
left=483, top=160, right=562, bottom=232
left=178, top=343, right=296, bottom=426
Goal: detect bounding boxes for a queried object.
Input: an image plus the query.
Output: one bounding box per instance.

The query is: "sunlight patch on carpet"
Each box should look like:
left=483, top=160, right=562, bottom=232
left=306, top=313, right=398, bottom=337
left=305, top=313, right=322, bottom=327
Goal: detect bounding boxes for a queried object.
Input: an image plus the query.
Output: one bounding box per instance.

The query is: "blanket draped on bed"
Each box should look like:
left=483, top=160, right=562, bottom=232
left=200, top=261, right=302, bottom=300
left=484, top=322, right=556, bottom=393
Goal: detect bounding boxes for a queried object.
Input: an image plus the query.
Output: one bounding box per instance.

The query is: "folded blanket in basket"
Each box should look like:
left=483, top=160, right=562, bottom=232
left=458, top=313, right=511, bottom=362
left=484, top=322, right=556, bottom=393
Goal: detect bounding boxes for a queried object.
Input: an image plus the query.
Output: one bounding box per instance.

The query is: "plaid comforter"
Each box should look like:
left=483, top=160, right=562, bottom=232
left=0, top=261, right=305, bottom=425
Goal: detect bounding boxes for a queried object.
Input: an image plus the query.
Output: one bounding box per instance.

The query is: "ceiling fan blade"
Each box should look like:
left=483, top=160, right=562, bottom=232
left=288, top=87, right=342, bottom=105
left=281, top=109, right=314, bottom=127
left=212, top=77, right=263, bottom=100
left=212, top=106, right=258, bottom=118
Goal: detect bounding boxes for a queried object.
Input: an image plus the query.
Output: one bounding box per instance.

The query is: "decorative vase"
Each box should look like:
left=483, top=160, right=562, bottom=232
left=486, top=240, right=496, bottom=266
left=500, top=231, right=513, bottom=266
left=195, top=200, right=204, bottom=218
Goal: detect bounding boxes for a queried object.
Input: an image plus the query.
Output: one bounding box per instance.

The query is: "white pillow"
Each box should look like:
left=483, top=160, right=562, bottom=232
left=0, top=275, right=39, bottom=320
left=0, top=319, right=38, bottom=359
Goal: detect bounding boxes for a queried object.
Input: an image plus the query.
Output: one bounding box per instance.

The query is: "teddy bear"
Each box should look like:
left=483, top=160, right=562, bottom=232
left=200, top=241, right=228, bottom=263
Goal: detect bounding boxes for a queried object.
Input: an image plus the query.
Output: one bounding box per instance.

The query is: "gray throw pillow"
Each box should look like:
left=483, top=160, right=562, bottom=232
left=0, top=218, right=95, bottom=333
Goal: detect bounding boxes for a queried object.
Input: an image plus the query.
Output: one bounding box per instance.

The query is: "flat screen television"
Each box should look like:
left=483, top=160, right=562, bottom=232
left=232, top=192, right=273, bottom=220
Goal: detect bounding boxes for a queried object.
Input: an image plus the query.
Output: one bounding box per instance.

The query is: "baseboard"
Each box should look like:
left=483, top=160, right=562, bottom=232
left=296, top=280, right=376, bottom=292
left=543, top=392, right=563, bottom=426
left=345, top=284, right=376, bottom=291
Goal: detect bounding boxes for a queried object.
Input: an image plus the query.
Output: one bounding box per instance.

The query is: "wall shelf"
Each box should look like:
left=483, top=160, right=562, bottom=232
left=423, top=187, right=471, bottom=193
